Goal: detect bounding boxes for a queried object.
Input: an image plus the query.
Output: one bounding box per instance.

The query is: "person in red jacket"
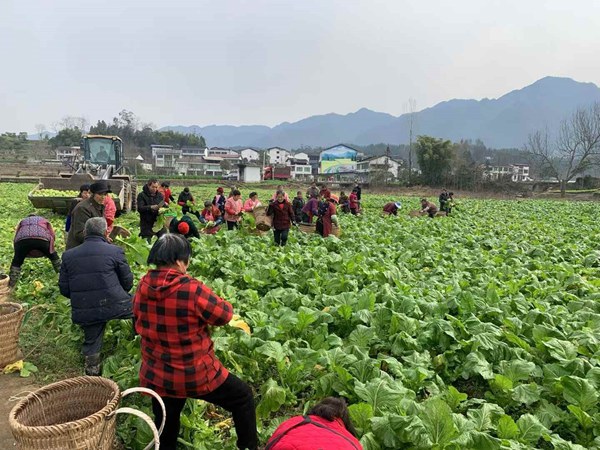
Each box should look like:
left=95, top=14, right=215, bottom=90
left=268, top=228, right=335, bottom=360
left=316, top=191, right=337, bottom=238
left=265, top=397, right=362, bottom=450
left=133, top=234, right=257, bottom=450
left=267, top=190, right=295, bottom=246
left=160, top=182, right=175, bottom=205
left=383, top=201, right=402, bottom=216
left=348, top=189, right=359, bottom=215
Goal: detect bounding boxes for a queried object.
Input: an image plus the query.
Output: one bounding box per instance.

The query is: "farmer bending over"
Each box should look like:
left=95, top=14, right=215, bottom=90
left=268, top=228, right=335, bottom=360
left=266, top=397, right=363, bottom=450
left=9, top=214, right=61, bottom=287
left=420, top=198, right=438, bottom=218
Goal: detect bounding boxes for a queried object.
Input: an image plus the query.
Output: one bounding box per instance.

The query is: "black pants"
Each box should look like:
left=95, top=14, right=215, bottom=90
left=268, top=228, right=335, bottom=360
left=151, top=373, right=258, bottom=450
left=80, top=314, right=133, bottom=356
left=12, top=239, right=59, bottom=268
left=227, top=221, right=238, bottom=231
left=273, top=228, right=289, bottom=246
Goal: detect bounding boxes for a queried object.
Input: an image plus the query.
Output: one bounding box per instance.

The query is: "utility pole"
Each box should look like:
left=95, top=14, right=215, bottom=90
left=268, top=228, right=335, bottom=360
left=407, top=98, right=416, bottom=185
left=385, top=144, right=391, bottom=185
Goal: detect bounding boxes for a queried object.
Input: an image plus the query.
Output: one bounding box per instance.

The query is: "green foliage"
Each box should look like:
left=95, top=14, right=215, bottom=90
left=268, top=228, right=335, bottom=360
left=88, top=110, right=206, bottom=149
left=415, top=135, right=453, bottom=186
left=4, top=183, right=600, bottom=449
left=48, top=127, right=83, bottom=148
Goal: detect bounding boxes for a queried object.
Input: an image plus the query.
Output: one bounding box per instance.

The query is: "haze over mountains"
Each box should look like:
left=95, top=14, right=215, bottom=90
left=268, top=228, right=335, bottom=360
left=162, top=77, right=600, bottom=150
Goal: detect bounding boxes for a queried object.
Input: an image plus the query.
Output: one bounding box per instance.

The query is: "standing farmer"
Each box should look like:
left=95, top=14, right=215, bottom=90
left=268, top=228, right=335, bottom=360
left=267, top=190, right=295, bottom=246
left=316, top=191, right=337, bottom=238
left=66, top=180, right=108, bottom=250
left=133, top=234, right=258, bottom=450
left=224, top=189, right=243, bottom=230
left=137, top=178, right=165, bottom=242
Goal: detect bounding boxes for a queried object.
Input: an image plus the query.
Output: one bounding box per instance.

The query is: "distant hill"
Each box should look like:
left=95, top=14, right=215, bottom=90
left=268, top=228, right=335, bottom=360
left=161, top=76, right=600, bottom=149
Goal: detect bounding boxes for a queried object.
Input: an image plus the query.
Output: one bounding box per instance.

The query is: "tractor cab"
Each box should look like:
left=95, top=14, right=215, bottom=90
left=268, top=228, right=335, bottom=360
left=81, top=135, right=124, bottom=169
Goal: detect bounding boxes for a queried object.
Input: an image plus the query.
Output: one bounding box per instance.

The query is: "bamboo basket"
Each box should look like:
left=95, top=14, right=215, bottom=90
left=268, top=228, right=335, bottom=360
left=297, top=223, right=316, bottom=234
left=0, top=273, right=9, bottom=290
left=297, top=223, right=341, bottom=237
left=0, top=273, right=10, bottom=302
left=9, top=376, right=165, bottom=450
left=0, top=302, right=24, bottom=368
left=252, top=206, right=272, bottom=231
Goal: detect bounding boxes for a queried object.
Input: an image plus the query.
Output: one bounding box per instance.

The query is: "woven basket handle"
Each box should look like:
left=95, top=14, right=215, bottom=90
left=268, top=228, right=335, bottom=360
left=116, top=387, right=167, bottom=450
left=112, top=407, right=160, bottom=450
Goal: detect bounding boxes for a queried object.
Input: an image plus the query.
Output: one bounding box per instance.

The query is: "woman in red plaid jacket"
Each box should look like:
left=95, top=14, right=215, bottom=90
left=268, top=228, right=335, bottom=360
left=133, top=234, right=258, bottom=450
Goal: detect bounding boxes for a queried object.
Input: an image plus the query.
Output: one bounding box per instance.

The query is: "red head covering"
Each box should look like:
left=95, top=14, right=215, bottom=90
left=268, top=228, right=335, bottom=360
left=177, top=221, right=190, bottom=235
left=217, top=187, right=224, bottom=193
left=322, top=189, right=331, bottom=199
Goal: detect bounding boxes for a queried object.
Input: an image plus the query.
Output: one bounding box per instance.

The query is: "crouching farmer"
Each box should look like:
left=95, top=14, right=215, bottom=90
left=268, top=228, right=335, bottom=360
left=59, top=217, right=134, bottom=376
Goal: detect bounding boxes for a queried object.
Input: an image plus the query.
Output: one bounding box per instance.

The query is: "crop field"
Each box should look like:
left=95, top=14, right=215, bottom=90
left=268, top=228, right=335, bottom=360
left=2, top=182, right=600, bottom=449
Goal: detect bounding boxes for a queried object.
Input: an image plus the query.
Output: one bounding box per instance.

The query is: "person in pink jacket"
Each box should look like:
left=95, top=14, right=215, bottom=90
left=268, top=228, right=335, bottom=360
left=224, top=189, right=243, bottom=230
left=104, top=195, right=117, bottom=233
left=243, top=192, right=262, bottom=212
left=265, top=397, right=362, bottom=450
left=271, top=185, right=290, bottom=202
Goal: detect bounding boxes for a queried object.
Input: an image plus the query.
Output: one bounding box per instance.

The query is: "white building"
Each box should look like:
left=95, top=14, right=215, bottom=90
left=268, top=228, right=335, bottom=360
left=176, top=157, right=222, bottom=177
left=181, top=147, right=206, bottom=157
left=356, top=155, right=402, bottom=180
left=205, top=147, right=240, bottom=161
left=290, top=164, right=313, bottom=180
left=239, top=164, right=262, bottom=182
left=292, top=152, right=310, bottom=164
left=151, top=145, right=182, bottom=168
left=485, top=164, right=532, bottom=182
left=56, top=146, right=80, bottom=163
left=240, top=148, right=260, bottom=162
left=268, top=147, right=290, bottom=165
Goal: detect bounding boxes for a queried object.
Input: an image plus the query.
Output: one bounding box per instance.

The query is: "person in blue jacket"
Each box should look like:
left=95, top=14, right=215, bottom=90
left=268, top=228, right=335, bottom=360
left=59, top=217, right=134, bottom=376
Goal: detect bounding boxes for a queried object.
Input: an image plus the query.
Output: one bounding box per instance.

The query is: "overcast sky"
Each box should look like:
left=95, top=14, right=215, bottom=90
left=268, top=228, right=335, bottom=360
left=2, top=0, right=599, bottom=133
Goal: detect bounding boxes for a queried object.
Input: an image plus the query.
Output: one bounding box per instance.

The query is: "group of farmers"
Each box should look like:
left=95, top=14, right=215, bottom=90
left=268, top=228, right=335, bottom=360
left=8, top=187, right=365, bottom=450
left=6, top=179, right=460, bottom=450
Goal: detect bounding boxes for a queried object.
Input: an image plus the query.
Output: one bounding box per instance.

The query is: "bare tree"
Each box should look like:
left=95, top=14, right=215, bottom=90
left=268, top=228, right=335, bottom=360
left=52, top=116, right=89, bottom=132
left=34, top=123, right=47, bottom=140
left=526, top=103, right=600, bottom=196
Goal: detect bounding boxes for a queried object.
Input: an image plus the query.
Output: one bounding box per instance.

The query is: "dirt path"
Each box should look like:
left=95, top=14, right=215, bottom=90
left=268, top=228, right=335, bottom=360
left=0, top=374, right=38, bottom=448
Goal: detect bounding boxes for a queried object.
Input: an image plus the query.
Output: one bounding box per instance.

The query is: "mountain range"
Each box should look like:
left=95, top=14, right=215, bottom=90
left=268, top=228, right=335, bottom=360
left=161, top=77, right=600, bottom=150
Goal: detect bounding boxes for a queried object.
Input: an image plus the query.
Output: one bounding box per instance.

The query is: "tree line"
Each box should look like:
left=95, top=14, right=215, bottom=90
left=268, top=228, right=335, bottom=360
left=48, top=110, right=206, bottom=155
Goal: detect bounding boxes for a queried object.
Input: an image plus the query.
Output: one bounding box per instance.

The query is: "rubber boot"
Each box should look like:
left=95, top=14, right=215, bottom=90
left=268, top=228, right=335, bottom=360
left=8, top=266, right=21, bottom=288
left=84, top=354, right=102, bottom=376
left=51, top=258, right=61, bottom=274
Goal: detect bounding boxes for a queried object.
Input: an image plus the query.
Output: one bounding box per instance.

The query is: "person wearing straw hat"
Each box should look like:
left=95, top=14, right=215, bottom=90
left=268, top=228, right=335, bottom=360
left=59, top=217, right=134, bottom=376
left=66, top=180, right=108, bottom=250
left=133, top=234, right=258, bottom=450
left=383, top=201, right=402, bottom=216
